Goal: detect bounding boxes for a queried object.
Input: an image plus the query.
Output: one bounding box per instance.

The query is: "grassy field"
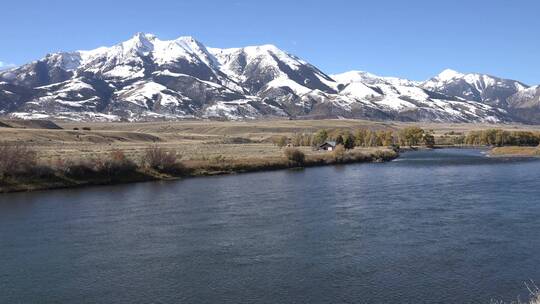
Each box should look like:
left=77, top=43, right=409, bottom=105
left=1, top=118, right=539, bottom=163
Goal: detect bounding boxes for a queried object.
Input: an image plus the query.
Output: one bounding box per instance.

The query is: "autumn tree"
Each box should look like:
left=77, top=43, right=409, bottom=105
left=399, top=127, right=425, bottom=147
left=312, top=129, right=329, bottom=146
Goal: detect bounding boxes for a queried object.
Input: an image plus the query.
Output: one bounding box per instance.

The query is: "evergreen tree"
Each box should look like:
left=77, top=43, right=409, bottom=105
left=343, top=134, right=355, bottom=149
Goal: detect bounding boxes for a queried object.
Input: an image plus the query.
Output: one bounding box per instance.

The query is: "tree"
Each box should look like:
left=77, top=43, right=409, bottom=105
left=381, top=130, right=394, bottom=146
left=423, top=132, right=435, bottom=148
left=312, top=129, right=328, bottom=146
left=354, top=129, right=368, bottom=147
left=399, top=127, right=425, bottom=147
left=343, top=134, right=355, bottom=149
left=494, top=130, right=509, bottom=147
left=367, top=130, right=380, bottom=147
left=335, top=135, right=344, bottom=146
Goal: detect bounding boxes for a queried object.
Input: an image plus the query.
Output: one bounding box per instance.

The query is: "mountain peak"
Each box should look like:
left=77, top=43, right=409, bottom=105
left=437, top=69, right=464, bottom=81
left=175, top=35, right=198, bottom=43
left=174, top=36, right=206, bottom=51
left=120, top=32, right=156, bottom=55
left=132, top=32, right=157, bottom=41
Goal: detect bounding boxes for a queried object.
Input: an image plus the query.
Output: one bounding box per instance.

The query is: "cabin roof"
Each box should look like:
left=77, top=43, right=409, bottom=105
left=320, top=141, right=336, bottom=147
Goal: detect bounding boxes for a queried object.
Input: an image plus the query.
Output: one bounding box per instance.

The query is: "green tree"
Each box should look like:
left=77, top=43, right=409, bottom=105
left=343, top=133, right=355, bottom=149
left=312, top=129, right=328, bottom=146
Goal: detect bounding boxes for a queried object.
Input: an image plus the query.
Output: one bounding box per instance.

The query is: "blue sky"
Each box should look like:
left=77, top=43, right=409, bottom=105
left=1, top=0, right=539, bottom=84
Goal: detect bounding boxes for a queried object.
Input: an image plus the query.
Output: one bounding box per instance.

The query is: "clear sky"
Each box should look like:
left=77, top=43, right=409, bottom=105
left=1, top=0, right=539, bottom=84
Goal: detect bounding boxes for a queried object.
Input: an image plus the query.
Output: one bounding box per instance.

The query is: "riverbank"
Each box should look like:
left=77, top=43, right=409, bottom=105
left=3, top=118, right=540, bottom=193
left=0, top=148, right=398, bottom=193
left=490, top=146, right=540, bottom=157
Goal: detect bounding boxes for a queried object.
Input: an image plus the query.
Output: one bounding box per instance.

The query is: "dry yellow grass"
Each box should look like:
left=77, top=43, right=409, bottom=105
left=1, top=119, right=540, bottom=163
left=490, top=146, right=540, bottom=157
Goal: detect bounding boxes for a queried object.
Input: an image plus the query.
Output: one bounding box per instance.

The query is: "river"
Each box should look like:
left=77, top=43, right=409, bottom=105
left=1, top=149, right=540, bottom=303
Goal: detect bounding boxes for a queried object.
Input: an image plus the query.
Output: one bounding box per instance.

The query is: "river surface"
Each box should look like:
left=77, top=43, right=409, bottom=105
left=1, top=149, right=540, bottom=303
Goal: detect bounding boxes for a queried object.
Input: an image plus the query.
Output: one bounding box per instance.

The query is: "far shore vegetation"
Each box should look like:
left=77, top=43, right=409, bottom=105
left=1, top=119, right=540, bottom=193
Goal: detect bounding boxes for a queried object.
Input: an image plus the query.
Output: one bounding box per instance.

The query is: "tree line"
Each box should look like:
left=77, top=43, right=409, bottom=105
left=273, top=127, right=540, bottom=150
left=272, top=126, right=436, bottom=149
left=463, top=129, right=540, bottom=146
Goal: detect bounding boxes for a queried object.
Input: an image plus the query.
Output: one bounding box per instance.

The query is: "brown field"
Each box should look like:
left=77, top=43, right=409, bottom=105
left=490, top=146, right=540, bottom=157
left=1, top=118, right=540, bottom=163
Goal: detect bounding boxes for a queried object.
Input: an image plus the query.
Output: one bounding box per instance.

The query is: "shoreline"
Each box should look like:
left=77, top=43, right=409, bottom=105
left=0, top=149, right=399, bottom=194
left=489, top=146, right=540, bottom=158
left=3, top=145, right=539, bottom=194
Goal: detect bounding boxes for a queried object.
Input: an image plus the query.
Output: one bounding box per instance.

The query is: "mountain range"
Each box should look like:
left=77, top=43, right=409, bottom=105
left=1, top=33, right=539, bottom=123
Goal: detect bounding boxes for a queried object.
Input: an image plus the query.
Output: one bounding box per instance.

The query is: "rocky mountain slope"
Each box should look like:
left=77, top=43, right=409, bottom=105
left=0, top=33, right=538, bottom=123
left=421, top=69, right=528, bottom=108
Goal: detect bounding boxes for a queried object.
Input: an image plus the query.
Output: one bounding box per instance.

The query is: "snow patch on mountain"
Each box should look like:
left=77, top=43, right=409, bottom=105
left=1, top=33, right=536, bottom=123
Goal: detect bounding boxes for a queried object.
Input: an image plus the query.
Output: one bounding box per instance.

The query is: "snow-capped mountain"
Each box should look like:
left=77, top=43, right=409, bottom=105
left=507, top=86, right=540, bottom=123
left=0, top=33, right=538, bottom=123
left=331, top=71, right=507, bottom=123
left=421, top=69, right=528, bottom=108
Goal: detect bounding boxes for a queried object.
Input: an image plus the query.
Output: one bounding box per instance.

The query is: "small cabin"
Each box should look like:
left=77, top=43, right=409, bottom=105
left=319, top=141, right=337, bottom=151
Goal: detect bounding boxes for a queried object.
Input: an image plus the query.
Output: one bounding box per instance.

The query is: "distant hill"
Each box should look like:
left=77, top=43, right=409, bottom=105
left=0, top=119, right=62, bottom=129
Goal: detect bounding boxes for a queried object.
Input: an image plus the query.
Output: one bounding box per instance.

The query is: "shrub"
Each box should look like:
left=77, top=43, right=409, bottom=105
left=219, top=137, right=253, bottom=144
left=211, top=154, right=227, bottom=164
left=0, top=143, right=38, bottom=177
left=55, top=150, right=138, bottom=179
left=272, top=136, right=288, bottom=148
left=373, top=150, right=398, bottom=162
left=284, top=148, right=305, bottom=165
left=142, top=146, right=185, bottom=174
left=54, top=158, right=95, bottom=179
left=96, top=150, right=137, bottom=176
left=332, top=144, right=346, bottom=162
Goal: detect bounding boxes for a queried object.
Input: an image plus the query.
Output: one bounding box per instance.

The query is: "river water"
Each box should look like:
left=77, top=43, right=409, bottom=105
left=1, top=149, right=540, bottom=303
